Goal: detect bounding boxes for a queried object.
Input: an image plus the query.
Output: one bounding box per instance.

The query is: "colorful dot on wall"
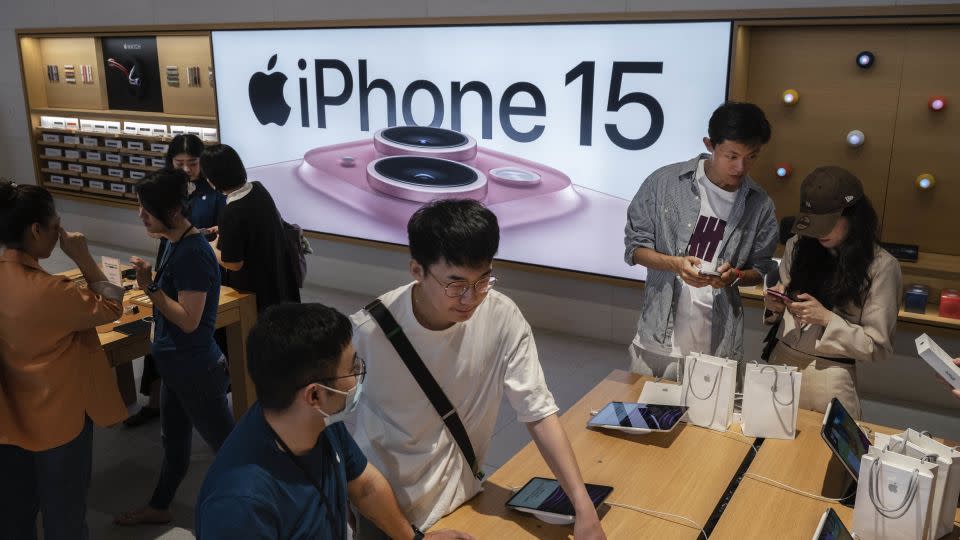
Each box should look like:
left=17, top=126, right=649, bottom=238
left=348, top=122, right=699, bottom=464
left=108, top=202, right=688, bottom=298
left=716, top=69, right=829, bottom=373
left=856, top=51, right=875, bottom=69
left=916, top=173, right=936, bottom=190
left=928, top=96, right=947, bottom=112
left=846, top=130, right=866, bottom=148
left=781, top=89, right=799, bottom=106
left=775, top=163, right=793, bottom=178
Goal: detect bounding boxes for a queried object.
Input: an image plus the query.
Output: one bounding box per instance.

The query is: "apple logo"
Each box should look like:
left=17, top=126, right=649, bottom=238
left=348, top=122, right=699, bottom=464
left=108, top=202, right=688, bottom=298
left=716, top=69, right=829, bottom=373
left=249, top=54, right=291, bottom=126
left=888, top=482, right=898, bottom=494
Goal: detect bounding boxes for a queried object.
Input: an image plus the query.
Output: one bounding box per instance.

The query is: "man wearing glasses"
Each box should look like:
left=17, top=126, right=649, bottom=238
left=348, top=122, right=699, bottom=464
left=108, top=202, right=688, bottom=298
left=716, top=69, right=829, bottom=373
left=195, top=303, right=472, bottom=540
left=350, top=199, right=606, bottom=539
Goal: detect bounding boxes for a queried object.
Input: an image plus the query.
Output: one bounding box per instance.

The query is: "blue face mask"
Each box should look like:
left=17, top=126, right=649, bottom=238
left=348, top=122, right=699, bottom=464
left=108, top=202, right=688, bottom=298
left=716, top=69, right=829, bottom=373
left=317, top=380, right=363, bottom=427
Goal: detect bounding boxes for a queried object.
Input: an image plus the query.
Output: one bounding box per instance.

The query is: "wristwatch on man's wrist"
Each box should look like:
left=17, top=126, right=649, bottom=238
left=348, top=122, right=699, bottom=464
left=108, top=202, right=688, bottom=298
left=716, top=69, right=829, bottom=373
left=411, top=524, right=425, bottom=540
left=146, top=282, right=159, bottom=294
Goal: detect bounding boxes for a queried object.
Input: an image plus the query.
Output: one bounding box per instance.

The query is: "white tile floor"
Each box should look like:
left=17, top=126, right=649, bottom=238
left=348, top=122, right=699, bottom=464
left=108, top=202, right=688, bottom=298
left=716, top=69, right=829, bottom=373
left=36, top=243, right=626, bottom=539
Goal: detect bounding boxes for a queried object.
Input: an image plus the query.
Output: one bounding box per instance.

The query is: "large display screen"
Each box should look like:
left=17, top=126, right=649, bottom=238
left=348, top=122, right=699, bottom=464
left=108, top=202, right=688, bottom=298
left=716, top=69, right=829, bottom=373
left=212, top=22, right=732, bottom=280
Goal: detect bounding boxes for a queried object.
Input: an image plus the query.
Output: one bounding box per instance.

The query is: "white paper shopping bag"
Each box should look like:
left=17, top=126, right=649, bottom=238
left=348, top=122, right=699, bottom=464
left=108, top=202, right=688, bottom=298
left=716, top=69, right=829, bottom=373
left=853, top=447, right=938, bottom=540
left=680, top=353, right=737, bottom=431
left=877, top=430, right=960, bottom=540
left=741, top=363, right=801, bottom=440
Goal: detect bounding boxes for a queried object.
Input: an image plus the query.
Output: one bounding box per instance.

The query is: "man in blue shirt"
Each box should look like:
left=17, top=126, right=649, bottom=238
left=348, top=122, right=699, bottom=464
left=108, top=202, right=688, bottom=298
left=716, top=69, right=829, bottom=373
left=196, top=303, right=473, bottom=540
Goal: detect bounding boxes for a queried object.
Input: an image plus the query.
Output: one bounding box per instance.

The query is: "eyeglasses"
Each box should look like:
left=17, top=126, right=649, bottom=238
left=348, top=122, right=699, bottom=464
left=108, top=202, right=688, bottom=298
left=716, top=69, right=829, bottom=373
left=428, top=271, right=497, bottom=298
left=320, top=355, right=366, bottom=386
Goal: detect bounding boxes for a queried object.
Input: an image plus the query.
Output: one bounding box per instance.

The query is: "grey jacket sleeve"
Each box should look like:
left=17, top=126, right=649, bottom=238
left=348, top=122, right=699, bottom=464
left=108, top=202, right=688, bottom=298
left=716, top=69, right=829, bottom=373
left=744, top=198, right=779, bottom=278
left=623, top=176, right=659, bottom=265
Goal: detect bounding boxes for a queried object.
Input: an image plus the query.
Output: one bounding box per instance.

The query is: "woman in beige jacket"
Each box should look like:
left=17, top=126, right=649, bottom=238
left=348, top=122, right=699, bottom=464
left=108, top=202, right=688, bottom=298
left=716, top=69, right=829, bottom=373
left=764, top=167, right=901, bottom=419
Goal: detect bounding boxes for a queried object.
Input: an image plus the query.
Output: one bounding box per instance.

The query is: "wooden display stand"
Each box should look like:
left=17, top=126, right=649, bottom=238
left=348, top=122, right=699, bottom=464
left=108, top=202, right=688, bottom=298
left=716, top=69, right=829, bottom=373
left=18, top=31, right=218, bottom=208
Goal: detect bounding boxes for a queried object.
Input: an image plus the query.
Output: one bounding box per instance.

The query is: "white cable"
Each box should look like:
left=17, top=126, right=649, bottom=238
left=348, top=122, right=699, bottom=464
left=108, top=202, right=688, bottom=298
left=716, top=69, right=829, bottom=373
left=507, top=486, right=707, bottom=539
left=744, top=473, right=853, bottom=503
left=604, top=501, right=707, bottom=540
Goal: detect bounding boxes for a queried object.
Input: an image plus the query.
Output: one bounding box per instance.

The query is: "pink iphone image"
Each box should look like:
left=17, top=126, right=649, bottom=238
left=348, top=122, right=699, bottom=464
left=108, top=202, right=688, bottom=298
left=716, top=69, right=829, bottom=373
left=289, top=126, right=583, bottom=229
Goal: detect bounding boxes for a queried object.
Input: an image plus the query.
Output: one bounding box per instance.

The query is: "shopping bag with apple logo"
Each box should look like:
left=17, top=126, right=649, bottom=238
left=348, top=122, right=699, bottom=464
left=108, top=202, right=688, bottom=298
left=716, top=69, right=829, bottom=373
left=853, top=445, right=939, bottom=540
left=680, top=353, right=737, bottom=432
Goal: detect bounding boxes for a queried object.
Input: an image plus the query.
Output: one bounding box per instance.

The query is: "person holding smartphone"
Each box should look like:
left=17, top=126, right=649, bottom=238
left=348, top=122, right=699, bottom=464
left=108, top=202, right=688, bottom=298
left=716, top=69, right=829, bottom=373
left=126, top=134, right=226, bottom=428
left=0, top=180, right=128, bottom=539
left=764, top=167, right=902, bottom=419
left=623, top=102, right=778, bottom=377
left=114, top=169, right=235, bottom=526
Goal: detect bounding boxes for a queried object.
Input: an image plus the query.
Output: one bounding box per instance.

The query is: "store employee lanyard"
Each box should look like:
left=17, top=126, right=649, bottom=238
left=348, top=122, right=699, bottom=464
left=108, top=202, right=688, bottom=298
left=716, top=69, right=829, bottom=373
left=265, top=423, right=343, bottom=540
left=154, top=226, right=194, bottom=285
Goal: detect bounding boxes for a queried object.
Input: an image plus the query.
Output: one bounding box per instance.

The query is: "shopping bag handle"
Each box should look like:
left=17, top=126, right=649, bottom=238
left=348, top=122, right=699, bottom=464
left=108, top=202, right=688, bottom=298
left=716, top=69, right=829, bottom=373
left=868, top=455, right=920, bottom=519
left=684, top=355, right=721, bottom=403
left=759, top=365, right=796, bottom=408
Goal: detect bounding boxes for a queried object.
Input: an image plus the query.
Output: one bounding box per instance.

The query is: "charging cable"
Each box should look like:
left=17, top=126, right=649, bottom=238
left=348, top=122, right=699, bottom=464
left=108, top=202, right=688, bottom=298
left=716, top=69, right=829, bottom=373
left=508, top=486, right=707, bottom=540
left=743, top=473, right=854, bottom=503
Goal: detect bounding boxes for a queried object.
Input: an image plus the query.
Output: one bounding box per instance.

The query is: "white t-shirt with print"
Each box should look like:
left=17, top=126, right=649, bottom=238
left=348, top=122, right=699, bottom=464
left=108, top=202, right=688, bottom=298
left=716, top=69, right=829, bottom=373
left=350, top=282, right=559, bottom=529
left=672, top=159, right=738, bottom=357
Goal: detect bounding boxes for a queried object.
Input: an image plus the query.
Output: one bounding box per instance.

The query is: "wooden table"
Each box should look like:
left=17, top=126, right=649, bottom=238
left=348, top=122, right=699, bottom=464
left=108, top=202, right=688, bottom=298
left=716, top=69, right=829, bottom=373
left=431, top=371, right=756, bottom=539
left=67, top=269, right=259, bottom=419
left=710, top=408, right=960, bottom=539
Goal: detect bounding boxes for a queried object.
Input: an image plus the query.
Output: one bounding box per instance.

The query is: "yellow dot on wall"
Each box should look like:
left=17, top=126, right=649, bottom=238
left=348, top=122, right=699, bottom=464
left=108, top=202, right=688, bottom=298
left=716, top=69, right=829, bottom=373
left=781, top=89, right=799, bottom=106
left=915, top=173, right=936, bottom=191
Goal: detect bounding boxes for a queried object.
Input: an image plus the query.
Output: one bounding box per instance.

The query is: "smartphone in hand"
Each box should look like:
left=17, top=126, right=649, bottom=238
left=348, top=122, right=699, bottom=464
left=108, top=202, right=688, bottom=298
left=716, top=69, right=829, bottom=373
left=765, top=289, right=792, bottom=303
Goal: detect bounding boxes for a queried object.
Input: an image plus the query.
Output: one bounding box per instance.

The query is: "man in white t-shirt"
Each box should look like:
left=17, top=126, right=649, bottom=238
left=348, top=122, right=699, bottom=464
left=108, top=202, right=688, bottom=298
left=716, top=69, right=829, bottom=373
left=624, top=102, right=779, bottom=378
left=351, top=200, right=606, bottom=539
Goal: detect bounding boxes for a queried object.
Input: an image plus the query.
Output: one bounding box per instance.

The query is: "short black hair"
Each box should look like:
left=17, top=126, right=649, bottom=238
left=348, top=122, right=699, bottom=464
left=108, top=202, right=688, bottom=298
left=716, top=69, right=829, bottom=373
left=707, top=102, right=772, bottom=148
left=137, top=169, right=190, bottom=229
left=247, top=303, right=353, bottom=411
left=200, top=144, right=247, bottom=191
left=408, top=199, right=499, bottom=270
left=165, top=134, right=205, bottom=168
left=0, top=180, right=56, bottom=249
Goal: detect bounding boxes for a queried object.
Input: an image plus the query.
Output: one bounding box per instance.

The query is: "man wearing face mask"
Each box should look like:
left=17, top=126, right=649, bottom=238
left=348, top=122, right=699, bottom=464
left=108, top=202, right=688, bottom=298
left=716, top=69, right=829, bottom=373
left=195, top=303, right=473, bottom=540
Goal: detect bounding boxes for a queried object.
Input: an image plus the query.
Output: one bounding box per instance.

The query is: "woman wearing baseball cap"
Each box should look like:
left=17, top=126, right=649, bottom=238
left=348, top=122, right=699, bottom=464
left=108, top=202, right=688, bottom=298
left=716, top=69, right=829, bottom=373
left=763, top=166, right=902, bottom=418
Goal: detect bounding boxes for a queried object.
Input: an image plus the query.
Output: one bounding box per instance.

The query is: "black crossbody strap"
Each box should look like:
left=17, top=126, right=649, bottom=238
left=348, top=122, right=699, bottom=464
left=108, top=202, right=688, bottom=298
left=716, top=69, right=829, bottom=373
left=364, top=299, right=483, bottom=480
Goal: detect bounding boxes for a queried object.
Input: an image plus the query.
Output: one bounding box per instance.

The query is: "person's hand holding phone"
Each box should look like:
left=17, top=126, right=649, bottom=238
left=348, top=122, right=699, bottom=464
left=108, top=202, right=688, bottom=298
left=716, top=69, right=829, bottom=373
left=788, top=293, right=833, bottom=327
left=676, top=256, right=711, bottom=288
left=708, top=261, right=739, bottom=289
left=764, top=284, right=789, bottom=314
left=129, top=256, right=153, bottom=292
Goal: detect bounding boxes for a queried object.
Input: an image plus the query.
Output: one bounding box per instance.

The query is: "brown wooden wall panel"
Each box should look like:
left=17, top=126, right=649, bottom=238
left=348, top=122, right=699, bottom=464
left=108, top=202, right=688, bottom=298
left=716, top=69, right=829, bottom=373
left=744, top=26, right=905, bottom=231
left=881, top=26, right=960, bottom=256
left=37, top=37, right=107, bottom=110
left=156, top=35, right=216, bottom=117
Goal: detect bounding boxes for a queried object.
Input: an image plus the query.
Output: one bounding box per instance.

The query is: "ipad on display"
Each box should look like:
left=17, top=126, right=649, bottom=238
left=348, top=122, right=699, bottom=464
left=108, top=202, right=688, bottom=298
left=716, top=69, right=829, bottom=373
left=811, top=508, right=854, bottom=540
left=820, top=398, right=871, bottom=481
left=505, top=477, right=612, bottom=522
left=587, top=402, right=687, bottom=434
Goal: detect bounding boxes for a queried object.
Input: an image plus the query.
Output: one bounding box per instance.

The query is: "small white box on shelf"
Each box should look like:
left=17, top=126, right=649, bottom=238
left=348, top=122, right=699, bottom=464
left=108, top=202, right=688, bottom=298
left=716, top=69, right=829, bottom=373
left=81, top=137, right=98, bottom=147
left=48, top=161, right=63, bottom=170
left=69, top=177, right=84, bottom=187
left=67, top=163, right=83, bottom=173
left=42, top=133, right=60, bottom=143
left=49, top=175, right=65, bottom=184
left=105, top=153, right=122, bottom=163
left=86, top=151, right=102, bottom=161
left=64, top=149, right=80, bottom=159
left=108, top=169, right=124, bottom=178
left=151, top=158, right=165, bottom=168
left=86, top=166, right=102, bottom=175
left=44, top=148, right=62, bottom=157
left=63, top=135, right=80, bottom=145
left=127, top=141, right=144, bottom=151
left=105, top=139, right=122, bottom=149
left=88, top=180, right=105, bottom=190
left=129, top=170, right=146, bottom=180
left=129, top=156, right=146, bottom=166
left=110, top=183, right=127, bottom=193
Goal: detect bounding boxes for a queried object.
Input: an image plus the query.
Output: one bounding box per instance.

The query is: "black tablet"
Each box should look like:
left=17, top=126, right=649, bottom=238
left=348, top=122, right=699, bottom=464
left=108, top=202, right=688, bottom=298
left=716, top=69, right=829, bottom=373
left=506, top=477, right=612, bottom=521
left=820, top=398, right=871, bottom=480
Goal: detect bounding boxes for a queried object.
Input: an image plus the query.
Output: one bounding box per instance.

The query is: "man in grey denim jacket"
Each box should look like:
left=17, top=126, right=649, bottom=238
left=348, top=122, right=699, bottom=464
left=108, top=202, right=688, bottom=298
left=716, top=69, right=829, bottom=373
left=623, top=102, right=778, bottom=378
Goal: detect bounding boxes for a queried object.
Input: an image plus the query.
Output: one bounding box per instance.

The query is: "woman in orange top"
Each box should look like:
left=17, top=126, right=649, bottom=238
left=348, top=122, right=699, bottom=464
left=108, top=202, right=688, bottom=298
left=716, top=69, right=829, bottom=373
left=0, top=180, right=127, bottom=540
